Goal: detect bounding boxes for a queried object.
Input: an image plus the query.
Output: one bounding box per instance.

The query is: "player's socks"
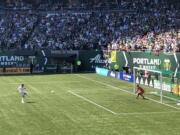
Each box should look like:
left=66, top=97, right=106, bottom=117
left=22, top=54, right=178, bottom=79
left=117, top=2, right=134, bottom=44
left=22, top=98, right=25, bottom=103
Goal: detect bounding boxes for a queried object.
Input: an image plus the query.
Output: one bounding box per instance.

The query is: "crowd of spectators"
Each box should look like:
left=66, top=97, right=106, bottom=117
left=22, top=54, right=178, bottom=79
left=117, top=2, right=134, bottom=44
left=0, top=0, right=179, bottom=52
left=0, top=0, right=118, bottom=10
left=1, top=0, right=179, bottom=11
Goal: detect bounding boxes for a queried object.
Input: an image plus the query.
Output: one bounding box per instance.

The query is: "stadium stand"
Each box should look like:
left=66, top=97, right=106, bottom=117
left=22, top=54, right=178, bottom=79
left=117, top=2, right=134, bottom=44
left=0, top=0, right=179, bottom=52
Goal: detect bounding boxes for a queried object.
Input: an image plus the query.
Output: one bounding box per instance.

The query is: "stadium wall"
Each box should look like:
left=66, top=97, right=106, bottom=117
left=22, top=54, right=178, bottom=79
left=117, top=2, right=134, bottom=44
left=110, top=51, right=180, bottom=77
left=0, top=50, right=179, bottom=75
left=0, top=50, right=106, bottom=74
left=96, top=67, right=180, bottom=94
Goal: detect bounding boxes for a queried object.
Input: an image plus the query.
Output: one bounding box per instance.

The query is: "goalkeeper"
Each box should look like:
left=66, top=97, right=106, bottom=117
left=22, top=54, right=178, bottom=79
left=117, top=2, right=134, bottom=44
left=17, top=84, right=28, bottom=103
left=136, top=85, right=145, bottom=99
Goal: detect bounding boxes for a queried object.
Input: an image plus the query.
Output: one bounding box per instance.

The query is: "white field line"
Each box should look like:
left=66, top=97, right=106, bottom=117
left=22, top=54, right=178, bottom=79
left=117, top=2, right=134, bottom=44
left=7, top=81, right=81, bottom=85
left=68, top=90, right=117, bottom=115
left=28, top=84, right=41, bottom=94
left=68, top=90, right=180, bottom=116
left=117, top=111, right=180, bottom=116
left=153, top=93, right=180, bottom=102
left=75, top=74, right=180, bottom=111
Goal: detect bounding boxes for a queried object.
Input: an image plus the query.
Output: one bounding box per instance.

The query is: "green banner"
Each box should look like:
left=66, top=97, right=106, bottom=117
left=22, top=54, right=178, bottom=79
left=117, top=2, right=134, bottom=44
left=0, top=52, right=35, bottom=67
left=110, top=52, right=180, bottom=77
left=0, top=50, right=178, bottom=74
left=79, top=51, right=106, bottom=71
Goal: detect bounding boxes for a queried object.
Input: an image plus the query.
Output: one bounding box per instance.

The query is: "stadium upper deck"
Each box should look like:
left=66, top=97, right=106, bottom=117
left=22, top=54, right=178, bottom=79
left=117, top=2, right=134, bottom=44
left=0, top=0, right=179, bottom=52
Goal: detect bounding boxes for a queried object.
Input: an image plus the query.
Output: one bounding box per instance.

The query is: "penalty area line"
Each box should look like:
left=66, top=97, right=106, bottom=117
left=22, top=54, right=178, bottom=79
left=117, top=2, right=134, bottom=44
left=75, top=74, right=180, bottom=111
left=117, top=111, right=180, bottom=116
left=68, top=91, right=117, bottom=115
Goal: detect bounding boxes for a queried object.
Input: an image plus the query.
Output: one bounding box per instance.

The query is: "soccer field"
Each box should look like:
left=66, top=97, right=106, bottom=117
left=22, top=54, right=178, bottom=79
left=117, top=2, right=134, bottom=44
left=1, top=74, right=180, bottom=135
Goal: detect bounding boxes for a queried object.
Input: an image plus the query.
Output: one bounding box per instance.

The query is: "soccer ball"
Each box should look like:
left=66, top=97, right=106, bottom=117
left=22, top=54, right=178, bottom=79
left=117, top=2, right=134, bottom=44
left=51, top=90, right=54, bottom=93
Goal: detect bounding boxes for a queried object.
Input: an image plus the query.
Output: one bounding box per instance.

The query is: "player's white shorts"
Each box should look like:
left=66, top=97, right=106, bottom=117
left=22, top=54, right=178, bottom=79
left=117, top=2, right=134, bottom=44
left=20, top=92, right=27, bottom=98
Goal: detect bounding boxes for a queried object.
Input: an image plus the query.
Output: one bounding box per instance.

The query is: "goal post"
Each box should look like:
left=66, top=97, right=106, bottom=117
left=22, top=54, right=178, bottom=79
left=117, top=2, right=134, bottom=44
left=133, top=67, right=163, bottom=103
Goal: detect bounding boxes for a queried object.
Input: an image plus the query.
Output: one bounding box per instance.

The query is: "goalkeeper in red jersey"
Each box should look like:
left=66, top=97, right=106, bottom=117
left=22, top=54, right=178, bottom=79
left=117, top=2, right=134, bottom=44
left=136, top=85, right=145, bottom=99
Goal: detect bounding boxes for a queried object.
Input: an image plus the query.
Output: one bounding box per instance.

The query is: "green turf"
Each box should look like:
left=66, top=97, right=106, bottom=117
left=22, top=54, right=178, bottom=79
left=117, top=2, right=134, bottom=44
left=0, top=73, right=180, bottom=135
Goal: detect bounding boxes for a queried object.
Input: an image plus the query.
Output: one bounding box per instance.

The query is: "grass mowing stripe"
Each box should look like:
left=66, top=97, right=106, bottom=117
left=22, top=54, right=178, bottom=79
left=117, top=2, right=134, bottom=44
left=7, top=81, right=81, bottom=85
left=68, top=91, right=117, bottom=115
left=75, top=74, right=180, bottom=111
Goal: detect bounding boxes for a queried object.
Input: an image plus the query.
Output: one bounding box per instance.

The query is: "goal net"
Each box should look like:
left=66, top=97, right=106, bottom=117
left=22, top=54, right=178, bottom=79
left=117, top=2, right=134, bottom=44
left=133, top=67, right=180, bottom=104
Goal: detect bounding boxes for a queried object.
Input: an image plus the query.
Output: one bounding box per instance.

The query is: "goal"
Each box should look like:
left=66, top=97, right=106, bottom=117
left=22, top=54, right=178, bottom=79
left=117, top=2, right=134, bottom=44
left=133, top=67, right=180, bottom=105
left=133, top=67, right=163, bottom=103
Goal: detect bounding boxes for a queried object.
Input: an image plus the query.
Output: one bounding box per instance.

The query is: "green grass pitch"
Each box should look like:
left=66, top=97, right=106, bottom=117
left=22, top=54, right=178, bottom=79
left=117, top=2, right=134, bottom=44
left=0, top=73, right=180, bottom=135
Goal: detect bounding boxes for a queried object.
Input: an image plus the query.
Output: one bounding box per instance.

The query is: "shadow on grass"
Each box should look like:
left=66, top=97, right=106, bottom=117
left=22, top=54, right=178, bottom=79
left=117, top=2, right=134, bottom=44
left=26, top=101, right=36, bottom=104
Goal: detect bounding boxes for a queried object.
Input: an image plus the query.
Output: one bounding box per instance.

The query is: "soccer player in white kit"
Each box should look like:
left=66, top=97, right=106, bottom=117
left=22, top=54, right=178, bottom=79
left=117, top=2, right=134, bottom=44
left=17, top=84, right=27, bottom=103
